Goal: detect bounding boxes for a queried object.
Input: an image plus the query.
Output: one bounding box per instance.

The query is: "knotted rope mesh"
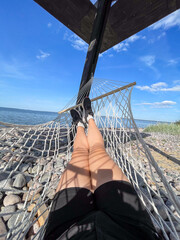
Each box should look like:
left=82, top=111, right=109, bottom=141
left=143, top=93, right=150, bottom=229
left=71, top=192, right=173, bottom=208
left=0, top=78, right=179, bottom=240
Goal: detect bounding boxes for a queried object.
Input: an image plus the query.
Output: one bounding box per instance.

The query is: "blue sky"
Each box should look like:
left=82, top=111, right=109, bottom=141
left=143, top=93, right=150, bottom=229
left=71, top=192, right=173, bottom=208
left=0, top=0, right=180, bottom=122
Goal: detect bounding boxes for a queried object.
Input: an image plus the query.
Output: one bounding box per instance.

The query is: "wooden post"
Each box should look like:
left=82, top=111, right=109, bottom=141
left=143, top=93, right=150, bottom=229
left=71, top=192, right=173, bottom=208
left=76, top=0, right=112, bottom=104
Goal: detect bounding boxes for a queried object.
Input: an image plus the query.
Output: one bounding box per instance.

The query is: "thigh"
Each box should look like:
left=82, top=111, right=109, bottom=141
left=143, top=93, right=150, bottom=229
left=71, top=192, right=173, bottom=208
left=89, top=145, right=129, bottom=191
left=56, top=148, right=92, bottom=192
left=44, top=187, right=95, bottom=240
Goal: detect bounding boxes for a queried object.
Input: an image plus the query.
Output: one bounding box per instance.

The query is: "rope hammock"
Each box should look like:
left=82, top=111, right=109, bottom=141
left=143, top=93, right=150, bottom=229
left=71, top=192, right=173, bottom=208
left=0, top=78, right=179, bottom=240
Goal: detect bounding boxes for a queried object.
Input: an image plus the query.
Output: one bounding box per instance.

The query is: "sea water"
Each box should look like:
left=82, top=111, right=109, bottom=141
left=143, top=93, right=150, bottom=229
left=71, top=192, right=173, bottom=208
left=0, top=107, right=169, bottom=128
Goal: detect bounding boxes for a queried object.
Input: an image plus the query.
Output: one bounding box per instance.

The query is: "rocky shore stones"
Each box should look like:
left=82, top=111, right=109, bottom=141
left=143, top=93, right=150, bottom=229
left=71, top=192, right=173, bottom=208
left=153, top=198, right=168, bottom=220
left=0, top=192, right=3, bottom=204
left=3, top=194, right=21, bottom=207
left=32, top=165, right=42, bottom=174
left=40, top=173, right=50, bottom=184
left=7, top=212, right=24, bottom=229
left=19, top=163, right=31, bottom=172
left=173, top=182, right=180, bottom=192
left=1, top=205, right=16, bottom=221
left=0, top=179, right=13, bottom=190
left=13, top=174, right=26, bottom=188
left=0, top=217, right=7, bottom=240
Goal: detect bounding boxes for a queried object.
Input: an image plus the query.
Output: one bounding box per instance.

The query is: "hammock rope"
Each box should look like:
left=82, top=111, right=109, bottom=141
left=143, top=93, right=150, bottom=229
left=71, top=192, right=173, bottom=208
left=0, top=78, right=179, bottom=240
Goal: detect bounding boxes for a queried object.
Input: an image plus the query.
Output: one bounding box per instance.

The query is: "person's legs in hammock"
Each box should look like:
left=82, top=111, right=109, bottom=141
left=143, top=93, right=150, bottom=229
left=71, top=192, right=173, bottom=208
left=45, top=113, right=94, bottom=240
left=56, top=112, right=91, bottom=192
left=82, top=97, right=129, bottom=191
left=87, top=119, right=129, bottom=191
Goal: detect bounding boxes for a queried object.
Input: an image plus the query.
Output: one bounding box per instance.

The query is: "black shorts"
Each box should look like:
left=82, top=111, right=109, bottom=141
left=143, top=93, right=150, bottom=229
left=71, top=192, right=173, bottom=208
left=44, top=181, right=160, bottom=240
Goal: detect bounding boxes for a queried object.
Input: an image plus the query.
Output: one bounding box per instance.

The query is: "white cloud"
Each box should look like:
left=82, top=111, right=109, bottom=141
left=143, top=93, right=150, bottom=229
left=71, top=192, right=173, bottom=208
left=47, top=22, right=52, bottom=28
left=36, top=50, right=50, bottom=60
left=140, top=55, right=155, bottom=67
left=126, top=34, right=140, bottom=42
left=173, top=80, right=180, bottom=84
left=168, top=59, right=178, bottom=65
left=157, top=32, right=166, bottom=39
left=136, top=82, right=180, bottom=92
left=64, top=33, right=88, bottom=52
left=113, top=42, right=129, bottom=52
left=138, top=100, right=176, bottom=108
left=150, top=10, right=180, bottom=30
left=113, top=34, right=145, bottom=52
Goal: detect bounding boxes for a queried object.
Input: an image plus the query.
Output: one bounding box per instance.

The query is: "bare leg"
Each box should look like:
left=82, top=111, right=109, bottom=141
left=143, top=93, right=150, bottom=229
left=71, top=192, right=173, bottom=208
left=87, top=119, right=129, bottom=191
left=56, top=127, right=92, bottom=192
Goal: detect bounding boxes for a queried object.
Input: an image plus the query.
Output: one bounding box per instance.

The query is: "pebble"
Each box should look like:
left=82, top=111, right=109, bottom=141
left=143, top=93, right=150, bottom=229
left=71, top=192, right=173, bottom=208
left=32, top=165, right=43, bottom=174
left=22, top=192, right=32, bottom=202
left=169, top=231, right=180, bottom=240
left=3, top=194, right=21, bottom=207
left=0, top=179, right=13, bottom=190
left=47, top=189, right=56, bottom=200
left=29, top=181, right=43, bottom=196
left=0, top=173, right=9, bottom=181
left=40, top=173, right=50, bottom=184
left=7, top=212, right=24, bottom=229
left=0, top=192, right=3, bottom=204
left=166, top=200, right=175, bottom=212
left=19, top=163, right=31, bottom=172
left=1, top=205, right=16, bottom=221
left=17, top=203, right=24, bottom=210
left=153, top=198, right=168, bottom=220
left=173, top=182, right=180, bottom=192
left=13, top=174, right=26, bottom=188
left=28, top=167, right=33, bottom=174
left=0, top=217, right=7, bottom=240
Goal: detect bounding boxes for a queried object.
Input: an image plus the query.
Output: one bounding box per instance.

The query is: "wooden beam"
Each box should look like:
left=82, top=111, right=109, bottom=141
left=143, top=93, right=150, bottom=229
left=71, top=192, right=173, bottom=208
left=100, top=0, right=180, bottom=52
left=34, top=0, right=180, bottom=53
left=34, top=0, right=95, bottom=44
left=77, top=0, right=112, bottom=104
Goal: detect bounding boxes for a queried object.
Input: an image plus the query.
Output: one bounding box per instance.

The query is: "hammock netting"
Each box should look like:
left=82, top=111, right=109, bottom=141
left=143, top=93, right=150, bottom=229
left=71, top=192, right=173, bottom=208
left=0, top=78, right=179, bottom=240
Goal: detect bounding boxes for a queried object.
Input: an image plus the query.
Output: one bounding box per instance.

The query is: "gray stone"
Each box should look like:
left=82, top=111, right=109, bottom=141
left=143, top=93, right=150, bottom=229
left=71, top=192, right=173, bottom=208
left=1, top=205, right=16, bottom=221
left=0, top=179, right=13, bottom=190
left=169, top=231, right=180, bottom=240
left=0, top=217, right=7, bottom=240
left=0, top=192, right=3, bottom=204
left=7, top=212, right=24, bottom=229
left=0, top=173, right=9, bottom=181
left=13, top=174, right=26, bottom=188
left=3, top=194, right=21, bottom=207
left=153, top=199, right=168, bottom=220
left=29, top=182, right=43, bottom=196
left=32, top=165, right=42, bottom=174
left=166, top=200, right=175, bottom=212
left=165, top=220, right=180, bottom=232
left=173, top=182, right=180, bottom=192
left=19, top=163, right=30, bottom=172
left=40, top=173, right=50, bottom=184
left=17, top=203, right=24, bottom=210
left=28, top=167, right=32, bottom=174
left=47, top=189, right=56, bottom=200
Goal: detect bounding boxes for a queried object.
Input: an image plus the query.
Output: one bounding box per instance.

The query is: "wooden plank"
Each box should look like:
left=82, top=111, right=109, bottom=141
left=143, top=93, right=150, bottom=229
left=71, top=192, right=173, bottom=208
left=100, top=0, right=180, bottom=52
left=34, top=0, right=180, bottom=53
left=34, top=0, right=96, bottom=43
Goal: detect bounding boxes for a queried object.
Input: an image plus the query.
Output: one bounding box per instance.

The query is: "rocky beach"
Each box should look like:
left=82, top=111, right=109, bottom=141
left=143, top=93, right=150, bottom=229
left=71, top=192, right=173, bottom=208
left=0, top=126, right=180, bottom=240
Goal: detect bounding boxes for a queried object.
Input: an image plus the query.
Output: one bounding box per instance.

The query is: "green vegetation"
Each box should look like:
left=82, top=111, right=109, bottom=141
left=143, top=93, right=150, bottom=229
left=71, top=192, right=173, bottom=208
left=175, top=120, right=180, bottom=125
left=143, top=123, right=180, bottom=135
